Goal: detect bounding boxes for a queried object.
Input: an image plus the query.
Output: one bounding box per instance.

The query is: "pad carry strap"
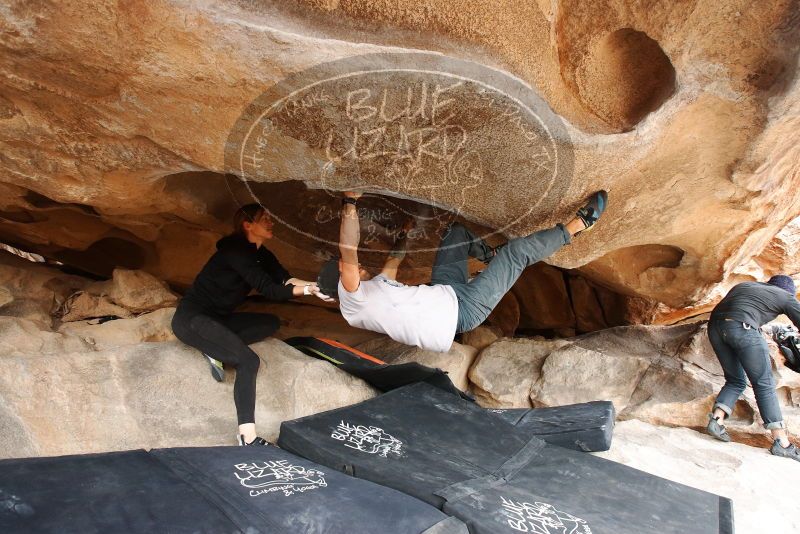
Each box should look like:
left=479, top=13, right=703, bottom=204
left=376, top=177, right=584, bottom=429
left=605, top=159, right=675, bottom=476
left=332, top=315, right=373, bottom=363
left=432, top=435, right=546, bottom=503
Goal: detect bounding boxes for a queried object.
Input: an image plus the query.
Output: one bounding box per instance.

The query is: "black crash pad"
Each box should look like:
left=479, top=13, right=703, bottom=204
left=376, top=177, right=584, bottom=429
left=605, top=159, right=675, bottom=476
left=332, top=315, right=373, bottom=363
left=0, top=450, right=235, bottom=534
left=0, top=446, right=466, bottom=534
left=287, top=336, right=615, bottom=452
left=488, top=401, right=615, bottom=452
left=286, top=336, right=468, bottom=399
left=278, top=383, right=733, bottom=534
left=152, top=446, right=465, bottom=534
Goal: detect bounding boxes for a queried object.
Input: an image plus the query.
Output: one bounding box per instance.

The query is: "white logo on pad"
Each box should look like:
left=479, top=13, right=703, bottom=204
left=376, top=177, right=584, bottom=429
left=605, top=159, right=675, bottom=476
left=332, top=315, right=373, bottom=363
left=331, top=421, right=404, bottom=457
left=500, top=496, right=592, bottom=534
left=234, top=460, right=327, bottom=497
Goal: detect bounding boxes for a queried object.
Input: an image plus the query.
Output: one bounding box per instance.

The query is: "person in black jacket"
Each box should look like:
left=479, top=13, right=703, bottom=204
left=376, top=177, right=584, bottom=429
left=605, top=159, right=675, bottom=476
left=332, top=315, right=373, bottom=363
left=706, top=274, right=800, bottom=462
left=171, top=204, right=330, bottom=446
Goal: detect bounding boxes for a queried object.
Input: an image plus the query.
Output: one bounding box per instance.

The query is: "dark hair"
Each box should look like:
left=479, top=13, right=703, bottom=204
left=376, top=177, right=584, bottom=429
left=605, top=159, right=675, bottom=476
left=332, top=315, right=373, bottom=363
left=767, top=274, right=796, bottom=296
left=232, top=203, right=265, bottom=235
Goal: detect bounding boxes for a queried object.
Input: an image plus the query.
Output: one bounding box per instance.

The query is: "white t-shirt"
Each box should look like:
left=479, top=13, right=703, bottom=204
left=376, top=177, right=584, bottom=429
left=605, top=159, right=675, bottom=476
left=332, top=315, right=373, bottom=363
left=338, top=275, right=459, bottom=353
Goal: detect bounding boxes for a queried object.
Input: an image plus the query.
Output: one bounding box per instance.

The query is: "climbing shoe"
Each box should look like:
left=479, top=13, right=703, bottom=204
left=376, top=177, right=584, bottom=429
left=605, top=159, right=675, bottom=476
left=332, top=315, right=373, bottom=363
left=706, top=413, right=731, bottom=442
left=576, top=190, right=608, bottom=232
left=238, top=435, right=270, bottom=446
left=770, top=440, right=800, bottom=462
left=204, top=353, right=225, bottom=382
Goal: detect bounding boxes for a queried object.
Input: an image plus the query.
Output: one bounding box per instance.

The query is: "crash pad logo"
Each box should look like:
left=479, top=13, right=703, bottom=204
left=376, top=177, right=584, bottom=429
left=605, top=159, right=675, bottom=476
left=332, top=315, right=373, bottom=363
left=331, top=420, right=404, bottom=458
left=234, top=460, right=327, bottom=497
left=500, top=496, right=592, bottom=534
left=225, top=52, right=574, bottom=253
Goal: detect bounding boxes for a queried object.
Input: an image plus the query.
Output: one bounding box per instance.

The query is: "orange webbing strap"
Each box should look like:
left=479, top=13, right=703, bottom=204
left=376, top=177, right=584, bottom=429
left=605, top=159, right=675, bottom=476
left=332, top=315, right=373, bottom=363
left=318, top=338, right=387, bottom=365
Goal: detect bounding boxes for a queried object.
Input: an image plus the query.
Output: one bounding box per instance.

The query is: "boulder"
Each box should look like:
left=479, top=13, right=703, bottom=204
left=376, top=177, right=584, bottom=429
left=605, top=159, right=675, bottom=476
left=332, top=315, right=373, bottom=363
left=58, top=308, right=177, bottom=350
left=485, top=291, right=520, bottom=337
left=623, top=362, right=721, bottom=428
left=469, top=337, right=568, bottom=407
left=357, top=337, right=477, bottom=392
left=0, top=316, right=92, bottom=357
left=532, top=344, right=651, bottom=411
left=0, top=339, right=377, bottom=458
left=0, top=1, right=799, bottom=310
left=593, top=283, right=659, bottom=327
left=752, top=215, right=800, bottom=277
left=567, top=274, right=608, bottom=333
left=105, top=269, right=178, bottom=314
left=512, top=263, right=575, bottom=331
left=60, top=268, right=178, bottom=321
left=467, top=323, right=800, bottom=447
left=673, top=322, right=724, bottom=375
left=60, top=292, right=133, bottom=322
left=0, top=400, right=36, bottom=459
left=568, top=323, right=701, bottom=358
left=0, top=286, right=13, bottom=308
left=0, top=251, right=87, bottom=327
left=460, top=325, right=503, bottom=352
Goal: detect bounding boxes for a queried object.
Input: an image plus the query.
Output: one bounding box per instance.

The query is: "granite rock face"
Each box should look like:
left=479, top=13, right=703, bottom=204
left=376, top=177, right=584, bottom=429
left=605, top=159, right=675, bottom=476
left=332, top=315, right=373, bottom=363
left=1, top=7, right=800, bottom=524
left=0, top=1, right=798, bottom=311
left=1, top=252, right=799, bottom=516
left=468, top=337, right=567, bottom=407
left=0, top=251, right=87, bottom=328
left=58, top=307, right=177, bottom=349
left=0, top=338, right=377, bottom=458
left=59, top=268, right=178, bottom=321
left=0, top=257, right=380, bottom=458
left=469, top=323, right=800, bottom=447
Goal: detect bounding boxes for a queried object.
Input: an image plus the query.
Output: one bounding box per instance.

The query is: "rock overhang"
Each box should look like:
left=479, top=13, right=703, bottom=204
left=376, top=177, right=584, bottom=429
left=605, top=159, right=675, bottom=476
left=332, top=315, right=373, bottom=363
left=0, top=0, right=798, bottom=311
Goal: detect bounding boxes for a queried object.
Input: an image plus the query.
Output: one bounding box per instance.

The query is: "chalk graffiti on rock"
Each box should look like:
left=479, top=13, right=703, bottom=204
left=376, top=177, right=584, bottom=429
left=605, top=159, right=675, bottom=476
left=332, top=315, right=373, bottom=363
left=225, top=53, right=574, bottom=251
left=319, top=82, right=482, bottom=200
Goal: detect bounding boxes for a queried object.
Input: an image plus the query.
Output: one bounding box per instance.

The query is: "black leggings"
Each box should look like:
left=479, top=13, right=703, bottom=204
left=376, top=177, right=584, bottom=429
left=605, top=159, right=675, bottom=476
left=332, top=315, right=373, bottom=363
left=171, top=303, right=280, bottom=425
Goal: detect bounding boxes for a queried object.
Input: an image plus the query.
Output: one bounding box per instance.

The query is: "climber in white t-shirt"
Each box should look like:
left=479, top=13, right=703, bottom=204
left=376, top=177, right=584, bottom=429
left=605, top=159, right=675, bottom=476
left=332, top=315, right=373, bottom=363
left=317, top=190, right=608, bottom=353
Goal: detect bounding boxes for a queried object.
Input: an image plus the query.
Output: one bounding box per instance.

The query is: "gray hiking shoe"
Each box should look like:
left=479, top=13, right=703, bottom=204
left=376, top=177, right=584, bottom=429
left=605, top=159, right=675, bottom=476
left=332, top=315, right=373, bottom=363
left=204, top=353, right=225, bottom=382
left=770, top=440, right=800, bottom=462
left=706, top=414, right=731, bottom=442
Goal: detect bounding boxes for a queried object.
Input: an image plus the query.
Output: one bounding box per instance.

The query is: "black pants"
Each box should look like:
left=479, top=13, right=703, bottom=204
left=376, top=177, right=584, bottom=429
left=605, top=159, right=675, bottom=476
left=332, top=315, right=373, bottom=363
left=171, top=303, right=280, bottom=425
